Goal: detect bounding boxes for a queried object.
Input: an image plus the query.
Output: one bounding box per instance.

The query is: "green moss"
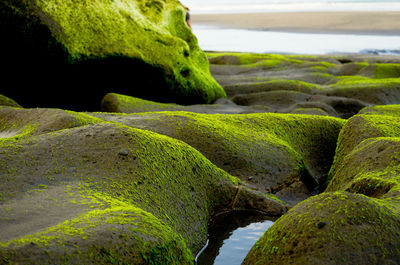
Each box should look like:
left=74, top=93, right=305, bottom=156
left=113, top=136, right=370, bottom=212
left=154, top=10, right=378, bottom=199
left=331, top=75, right=374, bottom=85
left=0, top=108, right=102, bottom=144
left=40, top=0, right=225, bottom=102
left=244, top=102, right=400, bottom=264
left=332, top=114, right=400, bottom=165
left=3, top=0, right=226, bottom=105
left=100, top=111, right=345, bottom=190
left=64, top=111, right=105, bottom=126
left=0, top=119, right=287, bottom=264
left=0, top=191, right=194, bottom=264
left=374, top=63, right=400, bottom=79
left=359, top=104, right=400, bottom=117
left=244, top=191, right=400, bottom=265
left=291, top=107, right=329, bottom=116
left=102, top=93, right=183, bottom=113
left=207, top=52, right=302, bottom=66
left=0, top=94, right=21, bottom=108
left=323, top=78, right=400, bottom=104
left=328, top=136, right=400, bottom=193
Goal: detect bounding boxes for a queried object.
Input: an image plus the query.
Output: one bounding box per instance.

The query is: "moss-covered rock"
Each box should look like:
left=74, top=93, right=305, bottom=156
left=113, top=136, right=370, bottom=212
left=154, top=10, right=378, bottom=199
left=1, top=0, right=225, bottom=111
left=289, top=107, right=330, bottom=116
left=0, top=95, right=21, bottom=108
left=0, top=108, right=287, bottom=264
left=327, top=137, right=400, bottom=197
left=324, top=78, right=400, bottom=105
left=223, top=79, right=320, bottom=97
left=0, top=108, right=102, bottom=139
left=101, top=93, right=263, bottom=114
left=94, top=111, right=345, bottom=205
left=244, top=105, right=400, bottom=264
left=328, top=114, right=400, bottom=178
left=243, top=192, right=400, bottom=265
left=359, top=104, right=400, bottom=117
left=327, top=104, right=400, bottom=193
left=208, top=52, right=400, bottom=118
left=101, top=93, right=184, bottom=113
left=231, top=90, right=312, bottom=110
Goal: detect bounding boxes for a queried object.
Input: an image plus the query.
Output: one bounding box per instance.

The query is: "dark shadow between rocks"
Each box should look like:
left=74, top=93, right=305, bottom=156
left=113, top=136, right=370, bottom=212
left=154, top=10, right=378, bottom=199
left=2, top=54, right=205, bottom=111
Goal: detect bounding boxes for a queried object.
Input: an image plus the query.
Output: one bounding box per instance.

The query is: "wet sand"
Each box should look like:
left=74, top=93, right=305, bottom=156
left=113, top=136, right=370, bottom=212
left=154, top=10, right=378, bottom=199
left=191, top=11, right=400, bottom=35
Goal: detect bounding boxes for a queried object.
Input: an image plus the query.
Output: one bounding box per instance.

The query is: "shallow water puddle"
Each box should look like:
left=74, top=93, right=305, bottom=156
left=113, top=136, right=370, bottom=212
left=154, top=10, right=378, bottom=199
left=196, top=211, right=275, bottom=265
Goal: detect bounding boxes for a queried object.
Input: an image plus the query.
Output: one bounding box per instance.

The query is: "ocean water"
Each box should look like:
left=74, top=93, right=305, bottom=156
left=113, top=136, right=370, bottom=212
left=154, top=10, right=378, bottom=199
left=181, top=0, right=400, bottom=54
left=181, top=0, right=400, bottom=14
left=193, top=25, right=400, bottom=55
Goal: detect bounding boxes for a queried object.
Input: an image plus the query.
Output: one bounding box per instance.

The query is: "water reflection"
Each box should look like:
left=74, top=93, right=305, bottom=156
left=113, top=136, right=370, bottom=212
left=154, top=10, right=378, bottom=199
left=196, top=211, right=275, bottom=265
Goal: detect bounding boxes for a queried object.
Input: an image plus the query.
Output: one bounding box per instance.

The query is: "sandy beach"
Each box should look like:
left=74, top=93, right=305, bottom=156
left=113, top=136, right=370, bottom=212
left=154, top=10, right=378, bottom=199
left=192, top=11, right=400, bottom=35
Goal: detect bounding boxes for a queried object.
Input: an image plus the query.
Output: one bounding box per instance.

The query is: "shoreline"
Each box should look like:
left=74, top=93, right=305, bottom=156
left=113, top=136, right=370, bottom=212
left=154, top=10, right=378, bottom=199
left=191, top=11, right=400, bottom=36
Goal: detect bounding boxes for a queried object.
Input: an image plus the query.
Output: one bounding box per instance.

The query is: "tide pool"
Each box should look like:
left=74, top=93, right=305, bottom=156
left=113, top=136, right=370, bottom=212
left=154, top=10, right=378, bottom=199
left=195, top=211, right=275, bottom=265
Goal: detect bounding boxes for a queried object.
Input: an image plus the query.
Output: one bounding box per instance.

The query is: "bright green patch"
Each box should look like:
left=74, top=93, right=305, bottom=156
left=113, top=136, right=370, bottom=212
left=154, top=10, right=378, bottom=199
left=374, top=63, right=400, bottom=79
left=360, top=104, right=400, bottom=117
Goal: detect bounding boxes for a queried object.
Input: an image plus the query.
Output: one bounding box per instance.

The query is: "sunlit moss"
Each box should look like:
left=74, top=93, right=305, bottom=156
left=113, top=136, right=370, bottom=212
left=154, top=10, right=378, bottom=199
left=244, top=104, right=400, bottom=264
left=359, top=104, right=400, bottom=117
left=0, top=117, right=288, bottom=264
left=3, top=0, right=226, bottom=104
left=374, top=63, right=400, bottom=79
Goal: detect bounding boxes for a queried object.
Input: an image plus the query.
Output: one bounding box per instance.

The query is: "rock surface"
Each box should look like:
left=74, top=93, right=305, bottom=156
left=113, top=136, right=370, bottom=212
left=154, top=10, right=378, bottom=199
left=93, top=111, right=345, bottom=205
left=0, top=108, right=287, bottom=264
left=104, top=53, right=400, bottom=118
left=2, top=52, right=400, bottom=264
left=0, top=95, right=21, bottom=108
left=244, top=105, right=400, bottom=264
left=101, top=93, right=262, bottom=114
left=209, top=52, right=400, bottom=119
left=0, top=0, right=225, bottom=110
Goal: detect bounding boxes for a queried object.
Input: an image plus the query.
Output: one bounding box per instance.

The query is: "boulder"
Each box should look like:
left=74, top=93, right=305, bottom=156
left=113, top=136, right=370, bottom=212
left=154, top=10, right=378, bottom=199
left=93, top=111, right=345, bottom=205
left=101, top=93, right=269, bottom=114
left=0, top=0, right=225, bottom=111
left=328, top=114, right=400, bottom=178
left=359, top=104, right=400, bottom=117
left=208, top=52, right=400, bottom=118
left=324, top=78, right=400, bottom=105
left=243, top=192, right=400, bottom=265
left=0, top=94, right=21, bottom=108
left=244, top=105, right=400, bottom=264
left=0, top=107, right=287, bottom=264
left=327, top=105, right=400, bottom=193
left=0, top=108, right=102, bottom=138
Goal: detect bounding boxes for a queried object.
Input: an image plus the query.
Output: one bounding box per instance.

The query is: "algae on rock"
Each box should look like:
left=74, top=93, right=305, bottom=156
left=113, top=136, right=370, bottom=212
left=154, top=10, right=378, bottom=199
left=0, top=95, right=21, bottom=108
left=244, top=105, right=400, bottom=264
left=207, top=52, right=400, bottom=118
left=1, top=0, right=225, bottom=110
left=94, top=111, right=345, bottom=205
left=0, top=108, right=287, bottom=264
left=101, top=92, right=273, bottom=114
